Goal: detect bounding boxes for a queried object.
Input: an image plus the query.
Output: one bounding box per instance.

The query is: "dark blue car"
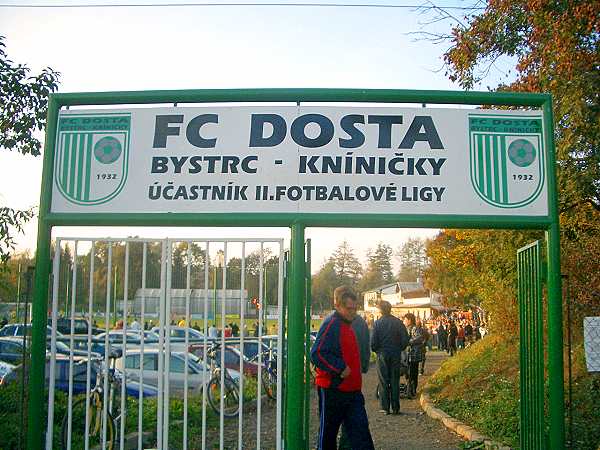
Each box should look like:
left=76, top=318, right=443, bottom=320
left=47, top=355, right=158, bottom=397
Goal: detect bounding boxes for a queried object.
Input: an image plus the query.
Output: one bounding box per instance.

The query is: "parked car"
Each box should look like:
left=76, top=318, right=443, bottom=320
left=61, top=336, right=107, bottom=356
left=95, top=330, right=144, bottom=345
left=50, top=339, right=102, bottom=359
left=0, top=361, right=18, bottom=386
left=0, top=336, right=101, bottom=363
left=0, top=337, right=27, bottom=364
left=0, top=324, right=62, bottom=338
left=115, top=349, right=240, bottom=393
left=150, top=326, right=204, bottom=342
left=189, top=342, right=261, bottom=376
left=47, top=317, right=92, bottom=335
left=46, top=355, right=157, bottom=397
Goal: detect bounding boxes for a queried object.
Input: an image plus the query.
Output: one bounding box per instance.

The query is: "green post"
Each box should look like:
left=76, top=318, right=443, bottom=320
left=286, top=223, right=306, bottom=450
left=28, top=95, right=59, bottom=450
left=304, top=239, right=312, bottom=449
left=544, top=97, right=565, bottom=449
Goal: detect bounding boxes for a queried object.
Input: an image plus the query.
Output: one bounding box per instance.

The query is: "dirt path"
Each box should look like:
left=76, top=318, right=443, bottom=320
left=308, top=350, right=464, bottom=450
left=201, top=350, right=464, bottom=449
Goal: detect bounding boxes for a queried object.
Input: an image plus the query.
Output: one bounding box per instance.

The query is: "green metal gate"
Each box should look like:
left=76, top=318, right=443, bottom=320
left=27, top=88, right=565, bottom=450
left=517, top=241, right=545, bottom=449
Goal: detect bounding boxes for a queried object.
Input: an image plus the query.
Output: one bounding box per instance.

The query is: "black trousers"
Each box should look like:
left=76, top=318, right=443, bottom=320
left=317, top=387, right=374, bottom=450
left=376, top=354, right=402, bottom=413
left=407, top=361, right=420, bottom=396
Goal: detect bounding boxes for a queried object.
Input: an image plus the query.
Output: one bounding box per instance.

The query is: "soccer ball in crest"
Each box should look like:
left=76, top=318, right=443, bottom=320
left=508, top=139, right=536, bottom=167
left=94, top=136, right=122, bottom=164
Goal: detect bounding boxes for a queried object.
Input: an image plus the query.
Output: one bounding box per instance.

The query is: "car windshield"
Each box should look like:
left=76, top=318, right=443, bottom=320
left=187, top=354, right=208, bottom=372
left=50, top=341, right=71, bottom=353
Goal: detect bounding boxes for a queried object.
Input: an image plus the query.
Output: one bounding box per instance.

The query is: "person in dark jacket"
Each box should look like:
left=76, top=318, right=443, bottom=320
left=447, top=320, right=458, bottom=356
left=437, top=323, right=447, bottom=351
left=310, top=286, right=375, bottom=450
left=403, top=313, right=425, bottom=398
left=371, top=301, right=409, bottom=415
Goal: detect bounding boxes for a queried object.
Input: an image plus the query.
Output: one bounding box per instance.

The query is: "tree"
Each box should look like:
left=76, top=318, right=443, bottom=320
left=439, top=1, right=599, bottom=219
left=0, top=250, right=33, bottom=302
left=424, top=229, right=542, bottom=329
left=396, top=237, right=427, bottom=282
left=311, top=259, right=338, bottom=313
left=358, top=242, right=394, bottom=292
left=330, top=240, right=363, bottom=288
left=0, top=35, right=60, bottom=264
left=420, top=0, right=600, bottom=332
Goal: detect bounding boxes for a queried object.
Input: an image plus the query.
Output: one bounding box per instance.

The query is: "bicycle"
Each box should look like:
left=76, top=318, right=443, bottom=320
left=59, top=350, right=123, bottom=450
left=258, top=348, right=278, bottom=401
left=204, top=341, right=241, bottom=418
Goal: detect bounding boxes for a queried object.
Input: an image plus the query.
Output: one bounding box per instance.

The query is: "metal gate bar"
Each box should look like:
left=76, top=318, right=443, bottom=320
left=46, top=236, right=284, bottom=450
left=518, top=240, right=545, bottom=449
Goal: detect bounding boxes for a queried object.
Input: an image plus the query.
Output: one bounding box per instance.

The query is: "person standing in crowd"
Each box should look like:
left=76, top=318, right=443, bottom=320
left=403, top=313, right=425, bottom=398
left=457, top=324, right=465, bottom=349
left=464, top=321, right=474, bottom=346
left=231, top=321, right=239, bottom=337
left=437, top=322, right=447, bottom=352
left=479, top=322, right=487, bottom=339
left=310, top=286, right=375, bottom=450
left=417, top=319, right=429, bottom=375
left=338, top=311, right=372, bottom=449
left=447, top=320, right=458, bottom=356
left=208, top=323, right=218, bottom=339
left=370, top=301, right=409, bottom=415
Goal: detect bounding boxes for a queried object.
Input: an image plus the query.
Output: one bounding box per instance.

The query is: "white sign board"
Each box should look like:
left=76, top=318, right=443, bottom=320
left=584, top=317, right=600, bottom=372
left=50, top=106, right=548, bottom=216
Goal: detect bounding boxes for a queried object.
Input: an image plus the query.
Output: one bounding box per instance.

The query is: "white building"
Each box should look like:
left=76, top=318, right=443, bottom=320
left=363, top=281, right=446, bottom=322
left=118, top=288, right=253, bottom=319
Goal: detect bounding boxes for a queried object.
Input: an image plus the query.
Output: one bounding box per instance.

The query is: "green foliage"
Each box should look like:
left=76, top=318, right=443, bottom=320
left=0, top=250, right=33, bottom=301
left=396, top=237, right=427, bottom=282
left=0, top=207, right=35, bottom=266
left=424, top=229, right=543, bottom=328
left=330, top=240, right=363, bottom=289
left=0, top=35, right=60, bottom=266
left=442, top=1, right=600, bottom=214
left=427, top=335, right=522, bottom=448
left=358, top=242, right=394, bottom=293
left=427, top=335, right=600, bottom=450
left=311, top=259, right=338, bottom=312
left=311, top=241, right=363, bottom=311
left=0, top=36, right=60, bottom=157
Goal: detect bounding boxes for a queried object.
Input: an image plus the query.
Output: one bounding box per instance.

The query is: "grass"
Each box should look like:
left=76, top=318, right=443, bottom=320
left=426, top=335, right=520, bottom=448
left=425, top=335, right=600, bottom=450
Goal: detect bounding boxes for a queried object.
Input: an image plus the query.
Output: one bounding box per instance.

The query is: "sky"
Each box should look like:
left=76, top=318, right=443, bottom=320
left=0, top=0, right=497, bottom=272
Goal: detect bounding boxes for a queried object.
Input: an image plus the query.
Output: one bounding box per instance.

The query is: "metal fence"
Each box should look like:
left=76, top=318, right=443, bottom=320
left=45, top=237, right=284, bottom=450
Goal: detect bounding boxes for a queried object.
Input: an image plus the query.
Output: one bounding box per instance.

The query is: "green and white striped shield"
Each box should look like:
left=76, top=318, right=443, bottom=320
left=469, top=114, right=545, bottom=208
left=55, top=114, right=130, bottom=205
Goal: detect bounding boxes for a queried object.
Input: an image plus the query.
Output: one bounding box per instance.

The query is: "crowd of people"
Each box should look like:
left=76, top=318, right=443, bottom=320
left=422, top=312, right=488, bottom=357
left=310, top=286, right=491, bottom=450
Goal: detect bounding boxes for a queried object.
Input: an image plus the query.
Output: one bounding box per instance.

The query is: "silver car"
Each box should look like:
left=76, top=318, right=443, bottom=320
left=115, top=349, right=240, bottom=394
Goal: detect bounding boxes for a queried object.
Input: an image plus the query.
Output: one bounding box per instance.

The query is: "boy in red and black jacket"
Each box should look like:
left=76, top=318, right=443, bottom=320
left=310, top=286, right=375, bottom=450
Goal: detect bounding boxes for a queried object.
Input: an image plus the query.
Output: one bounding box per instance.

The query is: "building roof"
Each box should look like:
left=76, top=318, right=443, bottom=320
left=363, top=281, right=426, bottom=296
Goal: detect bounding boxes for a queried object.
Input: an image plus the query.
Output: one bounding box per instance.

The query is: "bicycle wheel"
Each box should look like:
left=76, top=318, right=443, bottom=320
left=261, top=368, right=277, bottom=400
left=61, top=395, right=115, bottom=450
left=207, top=376, right=240, bottom=418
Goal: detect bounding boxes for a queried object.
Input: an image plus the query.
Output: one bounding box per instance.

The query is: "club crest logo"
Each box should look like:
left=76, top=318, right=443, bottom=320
left=55, top=114, right=130, bottom=205
left=469, top=114, right=545, bottom=208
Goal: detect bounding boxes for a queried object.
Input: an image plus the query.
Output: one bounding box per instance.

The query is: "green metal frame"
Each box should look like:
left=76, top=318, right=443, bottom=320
left=28, top=88, right=563, bottom=450
left=518, top=241, right=545, bottom=448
